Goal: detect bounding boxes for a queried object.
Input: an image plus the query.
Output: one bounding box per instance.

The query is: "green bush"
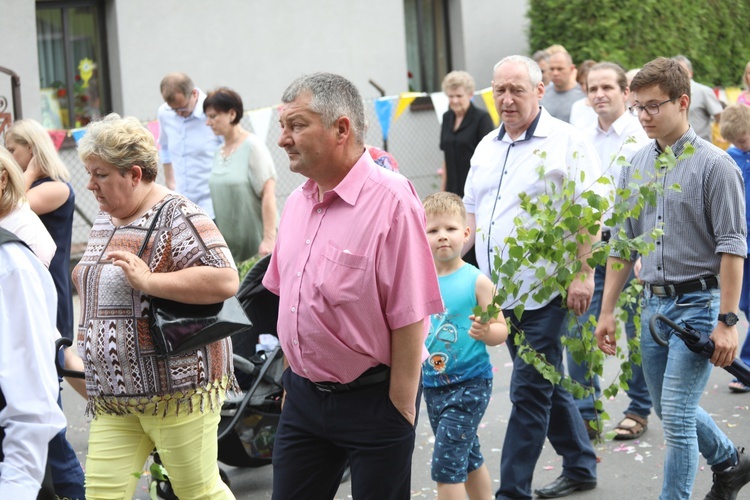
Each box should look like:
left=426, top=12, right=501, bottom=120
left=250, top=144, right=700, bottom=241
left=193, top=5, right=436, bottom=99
left=528, top=0, right=750, bottom=87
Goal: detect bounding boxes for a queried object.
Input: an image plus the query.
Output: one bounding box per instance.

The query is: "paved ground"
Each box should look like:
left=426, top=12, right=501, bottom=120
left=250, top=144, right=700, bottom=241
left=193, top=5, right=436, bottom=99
left=62, top=295, right=750, bottom=499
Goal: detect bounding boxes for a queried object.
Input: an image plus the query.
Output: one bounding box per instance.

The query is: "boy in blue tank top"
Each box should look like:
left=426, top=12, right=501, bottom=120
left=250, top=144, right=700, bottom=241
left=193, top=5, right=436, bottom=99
left=422, top=192, right=508, bottom=499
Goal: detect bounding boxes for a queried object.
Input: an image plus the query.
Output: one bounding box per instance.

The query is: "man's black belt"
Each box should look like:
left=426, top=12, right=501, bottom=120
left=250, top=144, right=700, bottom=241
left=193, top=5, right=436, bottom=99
left=312, top=364, right=390, bottom=393
left=645, top=276, right=719, bottom=297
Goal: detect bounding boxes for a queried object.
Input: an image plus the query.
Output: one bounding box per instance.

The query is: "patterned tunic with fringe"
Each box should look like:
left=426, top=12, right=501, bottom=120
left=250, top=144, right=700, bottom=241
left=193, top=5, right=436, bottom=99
left=73, top=194, right=239, bottom=417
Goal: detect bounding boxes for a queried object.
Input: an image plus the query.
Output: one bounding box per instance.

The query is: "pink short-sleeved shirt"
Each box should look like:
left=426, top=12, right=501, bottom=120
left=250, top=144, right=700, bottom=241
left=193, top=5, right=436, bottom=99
left=263, top=152, right=443, bottom=384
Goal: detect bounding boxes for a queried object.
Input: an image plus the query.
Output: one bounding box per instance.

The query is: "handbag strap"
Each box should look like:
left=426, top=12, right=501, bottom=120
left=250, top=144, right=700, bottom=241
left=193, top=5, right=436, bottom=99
left=136, top=197, right=176, bottom=258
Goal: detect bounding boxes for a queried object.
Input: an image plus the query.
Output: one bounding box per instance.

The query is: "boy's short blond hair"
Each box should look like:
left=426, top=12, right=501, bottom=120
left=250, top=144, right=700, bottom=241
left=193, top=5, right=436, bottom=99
left=423, top=192, right=467, bottom=223
left=720, top=104, right=750, bottom=144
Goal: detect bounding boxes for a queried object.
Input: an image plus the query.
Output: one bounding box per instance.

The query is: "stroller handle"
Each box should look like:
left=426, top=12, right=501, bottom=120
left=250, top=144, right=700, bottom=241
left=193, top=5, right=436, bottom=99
left=649, top=313, right=750, bottom=387
left=55, top=337, right=86, bottom=379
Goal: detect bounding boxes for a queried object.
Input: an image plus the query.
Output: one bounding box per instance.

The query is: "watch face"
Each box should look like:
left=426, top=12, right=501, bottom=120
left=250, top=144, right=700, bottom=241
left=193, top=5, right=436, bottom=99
left=721, top=313, right=739, bottom=326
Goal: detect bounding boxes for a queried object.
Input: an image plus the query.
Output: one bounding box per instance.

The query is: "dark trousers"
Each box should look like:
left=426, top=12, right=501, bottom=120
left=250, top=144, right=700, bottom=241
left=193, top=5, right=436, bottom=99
left=272, top=369, right=418, bottom=500
left=497, top=297, right=597, bottom=499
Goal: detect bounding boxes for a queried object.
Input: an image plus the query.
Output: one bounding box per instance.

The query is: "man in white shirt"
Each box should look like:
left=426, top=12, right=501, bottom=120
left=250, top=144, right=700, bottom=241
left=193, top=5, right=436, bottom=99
left=565, top=62, right=652, bottom=441
left=0, top=228, right=67, bottom=497
left=673, top=55, right=723, bottom=142
left=464, top=55, right=600, bottom=499
left=157, top=73, right=221, bottom=218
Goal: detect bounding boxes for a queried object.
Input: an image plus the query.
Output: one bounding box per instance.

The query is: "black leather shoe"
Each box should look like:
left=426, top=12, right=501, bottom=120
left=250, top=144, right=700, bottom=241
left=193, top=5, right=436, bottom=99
left=534, top=475, right=597, bottom=498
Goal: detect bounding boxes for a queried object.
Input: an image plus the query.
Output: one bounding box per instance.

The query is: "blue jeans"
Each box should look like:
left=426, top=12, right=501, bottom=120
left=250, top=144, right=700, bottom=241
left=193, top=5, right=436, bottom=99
left=565, top=265, right=652, bottom=420
left=424, top=378, right=492, bottom=483
left=642, top=288, right=736, bottom=500
left=498, top=296, right=597, bottom=499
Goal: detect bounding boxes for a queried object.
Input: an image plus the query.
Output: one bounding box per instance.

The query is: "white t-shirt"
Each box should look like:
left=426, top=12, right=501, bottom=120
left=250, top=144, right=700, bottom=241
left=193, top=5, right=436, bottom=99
left=0, top=203, right=56, bottom=268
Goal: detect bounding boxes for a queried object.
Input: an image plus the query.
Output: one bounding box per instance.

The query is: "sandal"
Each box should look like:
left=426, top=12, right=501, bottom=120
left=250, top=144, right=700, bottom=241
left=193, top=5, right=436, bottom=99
left=613, top=413, right=648, bottom=440
left=729, top=378, right=750, bottom=393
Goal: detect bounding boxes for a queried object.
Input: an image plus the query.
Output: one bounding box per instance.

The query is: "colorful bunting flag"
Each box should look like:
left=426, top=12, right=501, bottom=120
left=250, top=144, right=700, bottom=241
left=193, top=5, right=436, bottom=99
left=374, top=97, right=397, bottom=141
left=430, top=92, right=449, bottom=125
left=248, top=107, right=273, bottom=144
left=724, top=87, right=741, bottom=104
left=479, top=87, right=500, bottom=127
left=146, top=120, right=160, bottom=149
left=394, top=92, right=425, bottom=121
left=70, top=128, right=86, bottom=144
left=47, top=130, right=67, bottom=151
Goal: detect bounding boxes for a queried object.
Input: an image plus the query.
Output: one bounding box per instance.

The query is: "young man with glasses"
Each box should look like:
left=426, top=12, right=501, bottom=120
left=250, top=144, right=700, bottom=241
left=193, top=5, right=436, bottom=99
left=595, top=57, right=750, bottom=500
left=157, top=73, right=221, bottom=219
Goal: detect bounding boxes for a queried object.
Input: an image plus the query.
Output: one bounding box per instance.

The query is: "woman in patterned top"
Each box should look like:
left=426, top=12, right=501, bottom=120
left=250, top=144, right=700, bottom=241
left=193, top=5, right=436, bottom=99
left=75, top=113, right=238, bottom=499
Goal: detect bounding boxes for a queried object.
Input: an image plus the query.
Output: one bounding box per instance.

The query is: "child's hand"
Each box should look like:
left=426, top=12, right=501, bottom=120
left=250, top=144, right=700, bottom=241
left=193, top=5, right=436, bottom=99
left=468, top=314, right=490, bottom=340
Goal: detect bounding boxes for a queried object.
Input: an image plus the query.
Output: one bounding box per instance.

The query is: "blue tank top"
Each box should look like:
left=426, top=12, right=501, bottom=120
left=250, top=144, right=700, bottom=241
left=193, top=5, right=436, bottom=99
left=31, top=177, right=75, bottom=340
left=423, top=263, right=493, bottom=387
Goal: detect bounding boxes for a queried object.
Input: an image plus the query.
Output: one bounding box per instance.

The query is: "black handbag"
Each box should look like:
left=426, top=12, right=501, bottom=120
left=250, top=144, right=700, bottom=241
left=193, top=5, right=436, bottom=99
left=137, top=199, right=253, bottom=356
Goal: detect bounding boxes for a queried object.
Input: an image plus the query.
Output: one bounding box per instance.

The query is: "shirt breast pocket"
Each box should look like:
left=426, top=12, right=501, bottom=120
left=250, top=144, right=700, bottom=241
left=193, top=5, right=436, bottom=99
left=666, top=188, right=702, bottom=223
left=315, top=245, right=368, bottom=305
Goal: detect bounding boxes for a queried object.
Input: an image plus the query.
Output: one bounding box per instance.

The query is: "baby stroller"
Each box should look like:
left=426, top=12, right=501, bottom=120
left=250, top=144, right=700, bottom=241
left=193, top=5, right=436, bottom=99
left=153, top=254, right=284, bottom=498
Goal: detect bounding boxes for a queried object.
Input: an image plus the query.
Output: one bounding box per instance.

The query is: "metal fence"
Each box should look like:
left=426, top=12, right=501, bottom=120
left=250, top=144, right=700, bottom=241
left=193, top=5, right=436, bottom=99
left=56, top=96, right=490, bottom=254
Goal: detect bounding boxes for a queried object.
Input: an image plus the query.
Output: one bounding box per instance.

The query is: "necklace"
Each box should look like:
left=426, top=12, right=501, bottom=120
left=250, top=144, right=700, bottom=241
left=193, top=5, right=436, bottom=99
left=217, top=140, right=241, bottom=171
left=220, top=143, right=238, bottom=160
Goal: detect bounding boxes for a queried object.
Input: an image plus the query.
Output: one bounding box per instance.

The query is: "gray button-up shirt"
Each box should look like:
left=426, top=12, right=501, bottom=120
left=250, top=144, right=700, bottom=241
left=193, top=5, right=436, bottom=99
left=611, top=127, right=747, bottom=284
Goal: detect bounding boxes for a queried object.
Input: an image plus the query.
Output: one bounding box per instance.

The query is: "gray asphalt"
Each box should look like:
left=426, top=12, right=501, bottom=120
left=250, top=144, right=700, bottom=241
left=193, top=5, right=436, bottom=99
left=62, top=294, right=750, bottom=499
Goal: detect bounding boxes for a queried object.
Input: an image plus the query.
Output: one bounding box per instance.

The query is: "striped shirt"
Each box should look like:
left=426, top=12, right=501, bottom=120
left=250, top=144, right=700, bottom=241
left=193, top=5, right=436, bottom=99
left=611, top=127, right=747, bottom=284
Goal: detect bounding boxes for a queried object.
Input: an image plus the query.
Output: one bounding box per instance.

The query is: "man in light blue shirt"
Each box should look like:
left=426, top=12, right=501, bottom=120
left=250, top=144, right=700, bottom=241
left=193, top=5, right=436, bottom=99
left=157, top=73, right=221, bottom=218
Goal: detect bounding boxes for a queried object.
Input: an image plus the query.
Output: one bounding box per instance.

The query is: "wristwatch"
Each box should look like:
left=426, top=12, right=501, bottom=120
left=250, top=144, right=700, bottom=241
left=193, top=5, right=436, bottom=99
left=718, top=312, right=739, bottom=326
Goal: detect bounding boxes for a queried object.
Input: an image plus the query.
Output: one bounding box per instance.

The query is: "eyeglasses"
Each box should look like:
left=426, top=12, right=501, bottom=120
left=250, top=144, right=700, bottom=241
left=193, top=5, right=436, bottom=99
left=629, top=97, right=678, bottom=116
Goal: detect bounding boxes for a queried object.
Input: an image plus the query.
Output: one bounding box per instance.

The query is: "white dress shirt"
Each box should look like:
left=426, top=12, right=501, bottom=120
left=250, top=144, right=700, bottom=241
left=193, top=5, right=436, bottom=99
left=0, top=241, right=67, bottom=497
left=586, top=111, right=651, bottom=188
left=569, top=97, right=598, bottom=130
left=464, top=107, right=603, bottom=310
left=157, top=89, right=222, bottom=218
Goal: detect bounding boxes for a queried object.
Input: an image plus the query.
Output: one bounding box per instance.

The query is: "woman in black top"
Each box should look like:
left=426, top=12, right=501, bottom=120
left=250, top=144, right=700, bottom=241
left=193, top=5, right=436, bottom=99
left=440, top=71, right=495, bottom=267
left=440, top=71, right=495, bottom=198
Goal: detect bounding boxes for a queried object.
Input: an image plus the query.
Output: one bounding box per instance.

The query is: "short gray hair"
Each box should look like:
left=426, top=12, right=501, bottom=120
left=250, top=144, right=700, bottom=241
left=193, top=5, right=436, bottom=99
left=494, top=55, right=543, bottom=87
left=672, top=55, right=693, bottom=74
left=532, top=50, right=549, bottom=64
left=281, top=72, right=366, bottom=145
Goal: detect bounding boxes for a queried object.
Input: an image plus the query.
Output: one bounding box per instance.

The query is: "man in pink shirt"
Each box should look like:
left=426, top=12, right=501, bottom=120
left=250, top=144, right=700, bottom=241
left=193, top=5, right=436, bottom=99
left=263, top=72, right=443, bottom=499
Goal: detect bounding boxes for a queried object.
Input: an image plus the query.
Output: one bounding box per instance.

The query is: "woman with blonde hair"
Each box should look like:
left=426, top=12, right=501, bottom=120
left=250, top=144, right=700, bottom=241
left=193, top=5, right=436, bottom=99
left=75, top=113, right=238, bottom=499
left=5, top=119, right=76, bottom=343
left=0, top=147, right=55, bottom=265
